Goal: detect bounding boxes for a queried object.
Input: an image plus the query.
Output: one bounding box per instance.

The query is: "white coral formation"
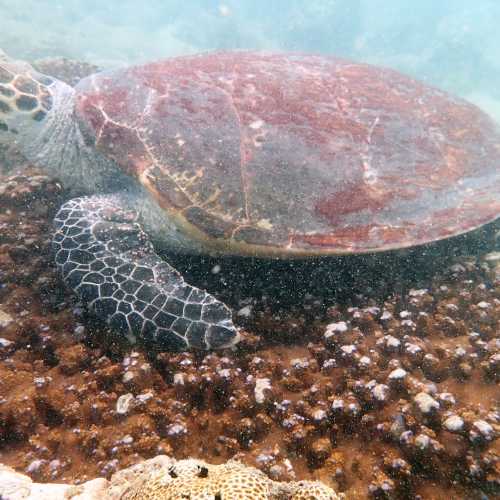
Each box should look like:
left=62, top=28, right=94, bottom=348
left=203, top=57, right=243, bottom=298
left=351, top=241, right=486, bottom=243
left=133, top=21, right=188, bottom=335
left=414, top=392, right=440, bottom=414
left=254, top=377, right=272, bottom=404
left=0, top=456, right=342, bottom=500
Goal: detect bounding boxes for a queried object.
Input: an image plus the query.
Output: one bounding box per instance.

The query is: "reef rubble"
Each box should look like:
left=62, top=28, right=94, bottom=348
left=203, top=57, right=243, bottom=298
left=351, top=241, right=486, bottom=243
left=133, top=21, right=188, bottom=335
left=0, top=171, right=499, bottom=499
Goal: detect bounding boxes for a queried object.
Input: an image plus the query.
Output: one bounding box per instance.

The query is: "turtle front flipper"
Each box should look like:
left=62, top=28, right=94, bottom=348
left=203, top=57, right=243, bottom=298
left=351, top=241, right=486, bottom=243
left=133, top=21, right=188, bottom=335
left=52, top=194, right=239, bottom=350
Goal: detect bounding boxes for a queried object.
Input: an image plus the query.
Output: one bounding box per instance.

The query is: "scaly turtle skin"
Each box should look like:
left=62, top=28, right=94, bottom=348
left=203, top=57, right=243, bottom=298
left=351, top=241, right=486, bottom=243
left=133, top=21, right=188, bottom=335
left=0, top=50, right=499, bottom=350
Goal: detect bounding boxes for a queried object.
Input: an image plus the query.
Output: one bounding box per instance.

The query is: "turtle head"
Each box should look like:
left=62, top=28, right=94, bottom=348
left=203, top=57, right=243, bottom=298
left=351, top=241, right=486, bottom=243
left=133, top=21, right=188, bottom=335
left=0, top=50, right=89, bottom=185
left=0, top=51, right=56, bottom=142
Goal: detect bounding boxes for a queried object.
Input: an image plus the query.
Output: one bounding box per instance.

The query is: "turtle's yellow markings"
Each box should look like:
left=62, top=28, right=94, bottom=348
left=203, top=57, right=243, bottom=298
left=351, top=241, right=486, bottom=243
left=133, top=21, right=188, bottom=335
left=141, top=161, right=196, bottom=208
left=229, top=224, right=249, bottom=239
left=256, top=218, right=273, bottom=230
left=199, top=187, right=222, bottom=208
left=93, top=105, right=140, bottom=147
left=88, top=79, right=247, bottom=230
left=171, top=168, right=204, bottom=189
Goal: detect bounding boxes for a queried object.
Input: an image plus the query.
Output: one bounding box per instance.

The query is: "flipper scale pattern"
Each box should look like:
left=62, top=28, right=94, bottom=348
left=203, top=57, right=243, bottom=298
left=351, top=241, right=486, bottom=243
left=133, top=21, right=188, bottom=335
left=52, top=194, right=239, bottom=350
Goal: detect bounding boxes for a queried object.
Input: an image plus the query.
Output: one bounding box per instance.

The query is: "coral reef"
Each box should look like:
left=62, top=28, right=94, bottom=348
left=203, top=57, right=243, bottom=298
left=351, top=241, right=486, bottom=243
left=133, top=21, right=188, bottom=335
left=0, top=456, right=342, bottom=499
left=0, top=171, right=499, bottom=498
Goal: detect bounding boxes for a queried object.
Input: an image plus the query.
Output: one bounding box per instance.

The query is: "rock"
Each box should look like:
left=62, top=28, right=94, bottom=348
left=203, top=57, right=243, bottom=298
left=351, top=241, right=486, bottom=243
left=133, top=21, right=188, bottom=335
left=437, top=392, right=456, bottom=407
left=0, top=337, right=13, bottom=348
left=414, top=433, right=431, bottom=450
left=388, top=368, right=408, bottom=382
left=122, top=371, right=135, bottom=384
left=378, top=334, right=401, bottom=351
left=482, top=251, right=500, bottom=267
left=0, top=309, right=13, bottom=329
left=254, top=378, right=272, bottom=404
left=471, top=420, right=495, bottom=441
left=372, top=384, right=390, bottom=402
left=443, top=415, right=465, bottom=433
left=324, top=321, right=349, bottom=340
left=358, top=356, right=371, bottom=369
left=477, top=301, right=491, bottom=309
left=414, top=392, right=440, bottom=414
left=166, top=422, right=187, bottom=438
left=380, top=310, right=393, bottom=321
left=483, top=251, right=500, bottom=280
left=0, top=463, right=107, bottom=499
left=340, top=344, right=357, bottom=355
left=237, top=305, right=253, bottom=317
left=73, top=324, right=86, bottom=340
left=116, top=393, right=135, bottom=416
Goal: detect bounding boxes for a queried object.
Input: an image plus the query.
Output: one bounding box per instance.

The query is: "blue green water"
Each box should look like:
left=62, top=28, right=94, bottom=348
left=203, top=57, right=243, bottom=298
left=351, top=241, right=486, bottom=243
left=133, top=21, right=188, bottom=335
left=1, top=0, right=500, bottom=121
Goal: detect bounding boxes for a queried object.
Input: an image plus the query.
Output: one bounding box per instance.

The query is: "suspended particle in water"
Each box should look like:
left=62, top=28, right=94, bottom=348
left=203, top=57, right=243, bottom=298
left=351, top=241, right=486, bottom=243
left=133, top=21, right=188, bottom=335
left=218, top=4, right=231, bottom=17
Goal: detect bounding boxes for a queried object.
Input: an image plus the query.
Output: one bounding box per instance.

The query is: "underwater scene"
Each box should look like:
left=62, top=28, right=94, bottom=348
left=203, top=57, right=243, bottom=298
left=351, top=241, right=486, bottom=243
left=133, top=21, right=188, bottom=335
left=0, top=1, right=499, bottom=498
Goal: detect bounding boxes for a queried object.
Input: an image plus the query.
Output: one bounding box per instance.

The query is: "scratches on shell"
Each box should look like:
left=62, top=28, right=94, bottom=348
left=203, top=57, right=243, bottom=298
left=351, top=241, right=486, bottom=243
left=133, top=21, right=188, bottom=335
left=216, top=85, right=250, bottom=222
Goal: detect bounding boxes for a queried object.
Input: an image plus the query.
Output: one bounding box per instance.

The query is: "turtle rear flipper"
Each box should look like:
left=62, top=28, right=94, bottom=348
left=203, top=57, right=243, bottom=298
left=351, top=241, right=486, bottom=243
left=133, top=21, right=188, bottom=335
left=52, top=194, right=239, bottom=350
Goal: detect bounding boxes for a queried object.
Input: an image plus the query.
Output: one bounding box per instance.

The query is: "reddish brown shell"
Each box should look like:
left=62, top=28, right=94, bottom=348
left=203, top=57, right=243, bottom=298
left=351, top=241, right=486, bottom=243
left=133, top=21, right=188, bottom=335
left=74, top=52, right=500, bottom=256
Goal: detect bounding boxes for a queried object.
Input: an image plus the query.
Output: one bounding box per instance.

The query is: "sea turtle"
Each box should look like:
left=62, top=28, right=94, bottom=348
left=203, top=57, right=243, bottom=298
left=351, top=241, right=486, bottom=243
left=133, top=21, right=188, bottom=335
left=0, top=51, right=499, bottom=350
